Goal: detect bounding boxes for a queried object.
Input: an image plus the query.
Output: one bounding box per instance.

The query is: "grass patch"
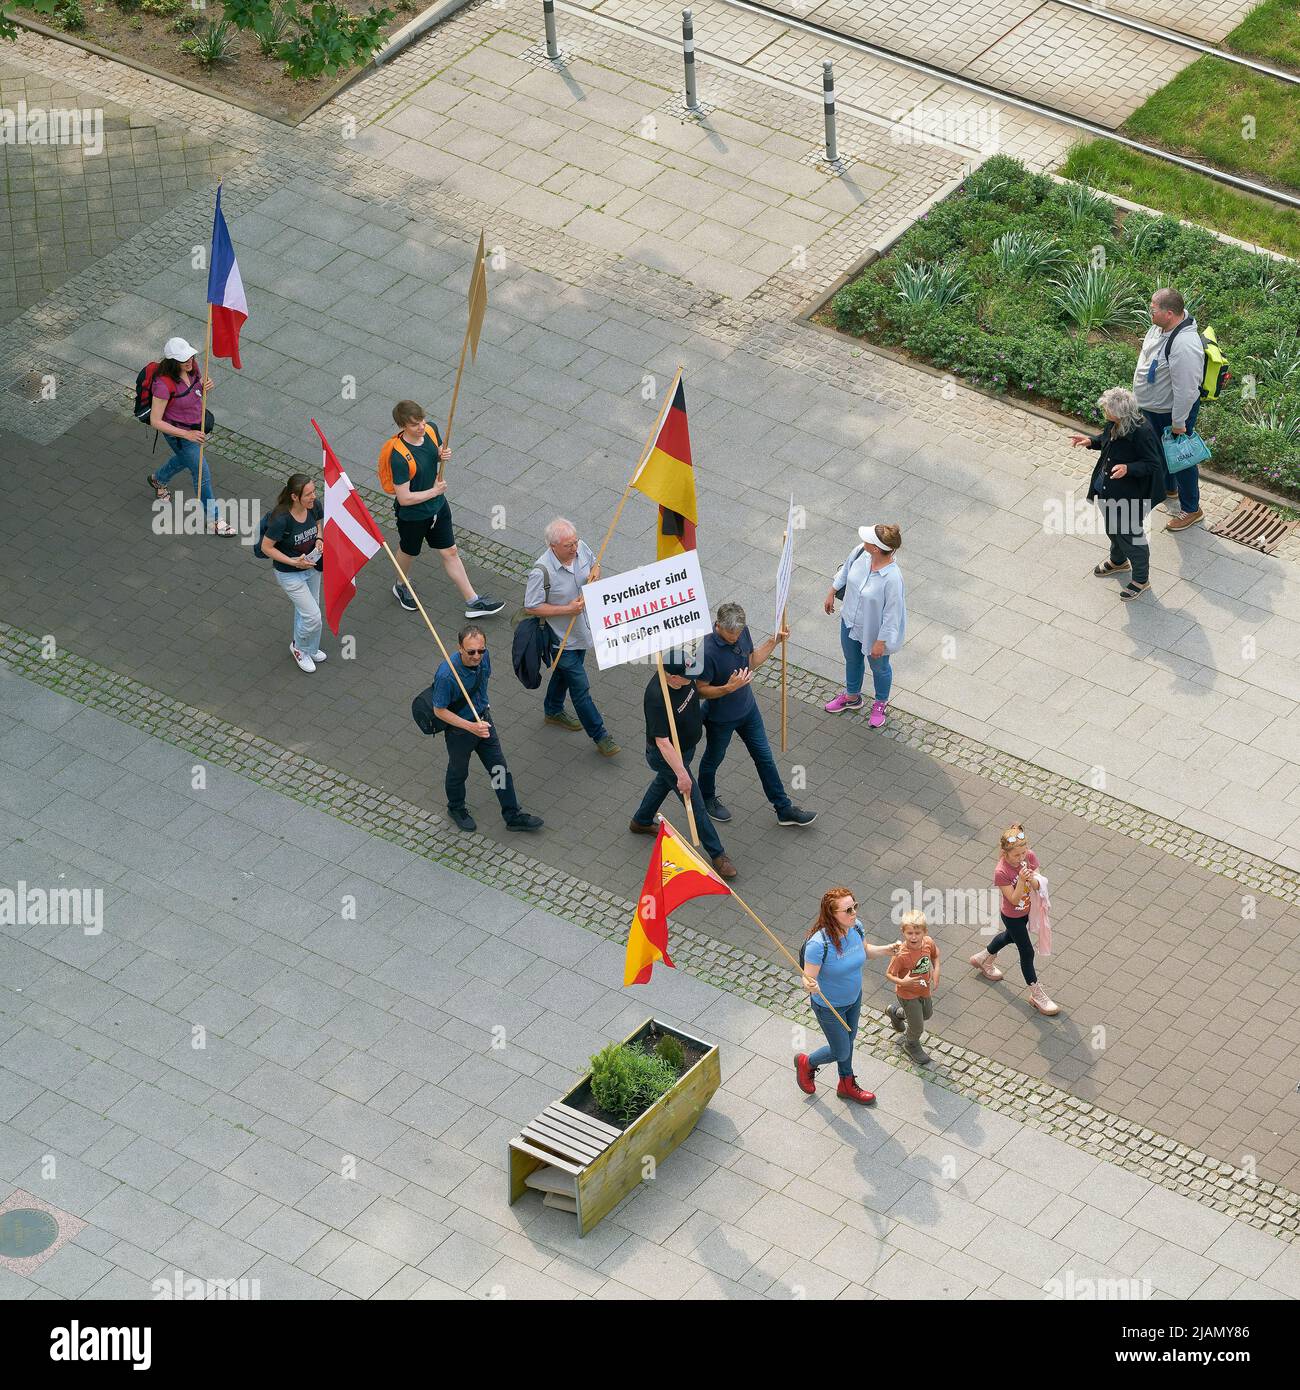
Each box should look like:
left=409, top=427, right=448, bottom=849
left=1061, top=141, right=1300, bottom=257
left=829, top=155, right=1300, bottom=499
left=1227, top=0, right=1300, bottom=71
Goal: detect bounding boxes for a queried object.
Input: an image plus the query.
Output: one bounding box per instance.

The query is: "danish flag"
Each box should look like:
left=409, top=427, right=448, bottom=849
left=312, top=419, right=386, bottom=635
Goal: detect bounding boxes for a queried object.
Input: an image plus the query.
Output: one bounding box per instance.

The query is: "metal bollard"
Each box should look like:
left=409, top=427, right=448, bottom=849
left=683, top=10, right=698, bottom=111
left=543, top=0, right=559, bottom=60
left=822, top=60, right=838, bottom=164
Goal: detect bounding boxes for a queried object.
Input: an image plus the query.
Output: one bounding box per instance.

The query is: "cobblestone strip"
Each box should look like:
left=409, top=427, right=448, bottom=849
left=201, top=411, right=1300, bottom=907
left=1, top=618, right=1295, bottom=1238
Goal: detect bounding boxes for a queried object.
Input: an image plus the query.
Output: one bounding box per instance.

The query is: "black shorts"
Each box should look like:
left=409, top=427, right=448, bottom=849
left=396, top=503, right=455, bottom=556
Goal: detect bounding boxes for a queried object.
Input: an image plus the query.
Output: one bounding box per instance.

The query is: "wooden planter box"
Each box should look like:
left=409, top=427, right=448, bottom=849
left=507, top=1018, right=720, bottom=1237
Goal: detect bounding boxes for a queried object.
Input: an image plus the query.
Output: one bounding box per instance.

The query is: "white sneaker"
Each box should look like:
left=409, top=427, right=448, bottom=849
left=312, top=649, right=327, bottom=663
left=290, top=643, right=316, bottom=673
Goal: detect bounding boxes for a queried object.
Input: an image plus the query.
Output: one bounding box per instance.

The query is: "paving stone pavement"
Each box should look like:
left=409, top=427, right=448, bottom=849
left=0, top=663, right=1296, bottom=1301
left=1, top=409, right=1299, bottom=1198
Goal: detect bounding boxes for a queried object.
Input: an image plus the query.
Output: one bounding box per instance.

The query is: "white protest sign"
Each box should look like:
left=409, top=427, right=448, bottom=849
left=584, top=550, right=712, bottom=670
left=774, top=493, right=796, bottom=632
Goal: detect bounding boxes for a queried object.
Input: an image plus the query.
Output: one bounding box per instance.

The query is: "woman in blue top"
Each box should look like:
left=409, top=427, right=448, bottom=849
left=796, top=886, right=901, bottom=1105
left=824, top=523, right=906, bottom=729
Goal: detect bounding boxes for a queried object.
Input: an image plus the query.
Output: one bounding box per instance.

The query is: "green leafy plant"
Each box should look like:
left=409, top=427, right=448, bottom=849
left=1059, top=180, right=1114, bottom=228
left=654, top=1033, right=686, bottom=1072
left=1051, top=264, right=1145, bottom=334
left=1121, top=212, right=1161, bottom=258
left=58, top=0, right=86, bottom=28
left=180, top=15, right=235, bottom=62
left=1246, top=403, right=1300, bottom=441
left=252, top=0, right=290, bottom=53
left=172, top=10, right=199, bottom=30
left=273, top=0, right=395, bottom=79
left=1248, top=332, right=1300, bottom=390
left=894, top=259, right=967, bottom=309
left=588, top=1041, right=680, bottom=1126
left=991, top=230, right=1065, bottom=278
left=0, top=0, right=20, bottom=37
left=141, top=0, right=183, bottom=13
left=964, top=168, right=1007, bottom=204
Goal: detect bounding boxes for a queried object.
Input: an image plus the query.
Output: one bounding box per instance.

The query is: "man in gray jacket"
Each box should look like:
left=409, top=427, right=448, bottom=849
left=1132, top=287, right=1206, bottom=533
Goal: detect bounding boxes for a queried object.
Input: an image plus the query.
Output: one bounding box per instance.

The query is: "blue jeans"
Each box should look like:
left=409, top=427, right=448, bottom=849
left=543, top=649, right=607, bottom=741
left=809, top=993, right=861, bottom=1077
left=154, top=436, right=219, bottom=522
left=698, top=704, right=791, bottom=815
left=839, top=621, right=891, bottom=701
left=633, top=745, right=723, bottom=858
left=275, top=568, right=323, bottom=656
left=1141, top=400, right=1201, bottom=512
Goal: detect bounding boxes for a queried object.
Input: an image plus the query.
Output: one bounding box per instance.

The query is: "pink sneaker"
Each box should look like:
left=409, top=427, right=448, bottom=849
left=824, top=693, right=864, bottom=714
left=869, top=700, right=888, bottom=728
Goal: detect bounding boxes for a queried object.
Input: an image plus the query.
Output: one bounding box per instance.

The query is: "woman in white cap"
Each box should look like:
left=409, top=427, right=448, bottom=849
left=823, top=523, right=905, bottom=728
left=145, top=336, right=234, bottom=535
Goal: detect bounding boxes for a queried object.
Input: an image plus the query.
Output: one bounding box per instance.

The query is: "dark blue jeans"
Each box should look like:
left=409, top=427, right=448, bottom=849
left=698, top=705, right=792, bottom=815
left=633, top=745, right=724, bottom=858
left=809, top=993, right=862, bottom=1077
left=543, top=648, right=607, bottom=741
left=154, top=435, right=218, bottom=522
left=444, top=717, right=520, bottom=819
left=1141, top=400, right=1201, bottom=512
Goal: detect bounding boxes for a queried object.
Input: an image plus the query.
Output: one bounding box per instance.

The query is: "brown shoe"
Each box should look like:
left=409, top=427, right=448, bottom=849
left=1166, top=509, right=1204, bottom=532
left=711, top=853, right=738, bottom=881
left=629, top=819, right=657, bottom=835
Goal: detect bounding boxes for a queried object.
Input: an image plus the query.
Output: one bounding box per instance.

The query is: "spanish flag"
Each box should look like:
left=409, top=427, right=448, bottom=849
left=625, top=819, right=731, bottom=986
left=631, top=372, right=697, bottom=560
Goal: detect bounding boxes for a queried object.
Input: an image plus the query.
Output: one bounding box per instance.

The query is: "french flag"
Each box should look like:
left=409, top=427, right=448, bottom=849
left=206, top=186, right=248, bottom=369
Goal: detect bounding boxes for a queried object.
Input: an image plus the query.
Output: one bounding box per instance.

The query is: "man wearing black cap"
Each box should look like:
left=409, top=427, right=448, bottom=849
left=630, top=656, right=737, bottom=880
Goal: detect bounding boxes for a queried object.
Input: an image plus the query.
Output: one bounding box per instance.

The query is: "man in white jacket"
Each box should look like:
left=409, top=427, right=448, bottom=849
left=1132, top=287, right=1206, bottom=533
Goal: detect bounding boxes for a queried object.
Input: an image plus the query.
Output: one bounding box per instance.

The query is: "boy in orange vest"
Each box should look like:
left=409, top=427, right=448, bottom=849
left=885, top=909, right=939, bottom=1067
left=382, top=399, right=502, bottom=619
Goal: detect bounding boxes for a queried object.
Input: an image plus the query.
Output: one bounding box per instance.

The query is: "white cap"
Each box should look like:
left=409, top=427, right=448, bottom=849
left=858, top=525, right=894, bottom=552
left=163, top=336, right=198, bottom=362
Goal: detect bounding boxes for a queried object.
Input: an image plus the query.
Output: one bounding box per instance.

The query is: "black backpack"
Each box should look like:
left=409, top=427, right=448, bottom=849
left=252, top=512, right=271, bottom=561
left=412, top=662, right=484, bottom=737
left=799, top=923, right=865, bottom=970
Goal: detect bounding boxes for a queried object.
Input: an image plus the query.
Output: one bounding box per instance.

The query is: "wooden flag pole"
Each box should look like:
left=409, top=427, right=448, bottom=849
left=196, top=302, right=213, bottom=524
left=655, top=652, right=700, bottom=848
left=780, top=601, right=789, bottom=754
left=441, top=232, right=486, bottom=475
left=378, top=541, right=481, bottom=716
left=441, top=324, right=472, bottom=471
left=654, top=811, right=850, bottom=1034
left=551, top=365, right=684, bottom=667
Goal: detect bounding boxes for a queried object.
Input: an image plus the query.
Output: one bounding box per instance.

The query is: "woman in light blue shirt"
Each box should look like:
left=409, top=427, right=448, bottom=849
left=823, top=524, right=906, bottom=727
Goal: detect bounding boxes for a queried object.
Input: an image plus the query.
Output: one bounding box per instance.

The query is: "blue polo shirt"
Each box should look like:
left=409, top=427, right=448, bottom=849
left=699, top=626, right=756, bottom=723
left=432, top=650, right=490, bottom=716
left=805, top=924, right=866, bottom=1007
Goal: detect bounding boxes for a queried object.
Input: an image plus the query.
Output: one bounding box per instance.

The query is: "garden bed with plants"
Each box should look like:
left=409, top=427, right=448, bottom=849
left=827, top=155, right=1300, bottom=500
left=1, top=0, right=417, bottom=123
left=571, top=1023, right=709, bottom=1130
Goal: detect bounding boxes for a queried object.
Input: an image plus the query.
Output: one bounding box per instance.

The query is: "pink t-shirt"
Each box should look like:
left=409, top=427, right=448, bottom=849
left=152, top=368, right=203, bottom=427
left=994, top=849, right=1039, bottom=918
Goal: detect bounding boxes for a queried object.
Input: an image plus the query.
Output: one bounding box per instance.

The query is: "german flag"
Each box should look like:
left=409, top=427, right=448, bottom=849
left=625, top=819, right=731, bottom=986
left=632, top=373, right=697, bottom=560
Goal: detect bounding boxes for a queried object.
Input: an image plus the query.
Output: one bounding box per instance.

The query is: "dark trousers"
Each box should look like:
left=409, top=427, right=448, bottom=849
left=444, top=717, right=519, bottom=819
left=698, top=705, right=792, bottom=814
left=633, top=745, right=724, bottom=859
left=1099, top=499, right=1152, bottom=584
left=989, top=911, right=1037, bottom=985
left=543, top=648, right=607, bottom=741
left=1141, top=400, right=1201, bottom=512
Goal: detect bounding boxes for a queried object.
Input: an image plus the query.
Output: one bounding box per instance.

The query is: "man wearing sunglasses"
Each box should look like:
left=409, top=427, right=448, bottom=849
left=433, top=625, right=543, bottom=834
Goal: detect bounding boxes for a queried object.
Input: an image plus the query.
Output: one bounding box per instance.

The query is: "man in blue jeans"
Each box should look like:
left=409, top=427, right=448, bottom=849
left=695, top=602, right=816, bottom=828
left=523, top=518, right=619, bottom=758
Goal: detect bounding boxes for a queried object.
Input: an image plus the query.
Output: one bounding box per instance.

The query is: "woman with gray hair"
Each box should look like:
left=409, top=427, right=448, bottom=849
left=1070, top=387, right=1166, bottom=601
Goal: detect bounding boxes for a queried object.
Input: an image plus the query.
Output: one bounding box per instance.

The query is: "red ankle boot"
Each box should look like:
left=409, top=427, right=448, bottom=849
left=836, top=1074, right=875, bottom=1105
left=794, top=1053, right=816, bottom=1094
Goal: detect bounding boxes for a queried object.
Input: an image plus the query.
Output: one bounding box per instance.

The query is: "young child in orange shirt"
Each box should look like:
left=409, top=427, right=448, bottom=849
left=886, top=909, right=939, bottom=1067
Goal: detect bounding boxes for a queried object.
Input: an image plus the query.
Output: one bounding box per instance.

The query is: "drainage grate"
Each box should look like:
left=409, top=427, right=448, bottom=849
left=1208, top=498, right=1298, bottom=555
left=8, top=371, right=50, bottom=403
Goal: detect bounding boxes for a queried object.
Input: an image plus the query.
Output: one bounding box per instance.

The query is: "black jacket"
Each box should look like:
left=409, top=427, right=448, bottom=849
left=1085, top=418, right=1165, bottom=505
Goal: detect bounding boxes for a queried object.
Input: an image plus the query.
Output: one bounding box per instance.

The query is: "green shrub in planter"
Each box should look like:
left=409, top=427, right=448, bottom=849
left=1050, top=264, right=1147, bottom=334
left=589, top=1042, right=681, bottom=1126
left=654, top=1033, right=687, bottom=1071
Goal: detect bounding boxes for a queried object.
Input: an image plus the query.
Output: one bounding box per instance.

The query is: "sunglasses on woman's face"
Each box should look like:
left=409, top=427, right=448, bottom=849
left=838, top=902, right=858, bottom=913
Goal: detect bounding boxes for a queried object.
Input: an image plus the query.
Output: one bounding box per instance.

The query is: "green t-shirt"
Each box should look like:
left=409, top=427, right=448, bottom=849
left=391, top=426, right=445, bottom=522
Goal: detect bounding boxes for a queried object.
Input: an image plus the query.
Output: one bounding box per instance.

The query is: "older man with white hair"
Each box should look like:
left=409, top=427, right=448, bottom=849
left=523, top=518, right=619, bottom=757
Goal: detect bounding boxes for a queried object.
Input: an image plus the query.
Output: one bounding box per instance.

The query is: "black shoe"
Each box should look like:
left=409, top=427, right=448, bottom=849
left=703, top=797, right=731, bottom=822
left=777, top=806, right=817, bottom=827
left=393, top=583, right=417, bottom=612
left=505, top=811, right=543, bottom=831
left=448, top=806, right=476, bottom=832
left=465, top=595, right=505, bottom=617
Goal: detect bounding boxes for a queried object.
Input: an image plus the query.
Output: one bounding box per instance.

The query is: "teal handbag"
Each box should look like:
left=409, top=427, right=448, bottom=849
left=1162, top=427, right=1211, bottom=474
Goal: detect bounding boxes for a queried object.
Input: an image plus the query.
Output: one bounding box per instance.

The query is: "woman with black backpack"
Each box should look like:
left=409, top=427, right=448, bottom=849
left=144, top=335, right=235, bottom=536
left=259, top=473, right=326, bottom=674
left=794, top=887, right=901, bottom=1105
left=1071, top=387, right=1166, bottom=602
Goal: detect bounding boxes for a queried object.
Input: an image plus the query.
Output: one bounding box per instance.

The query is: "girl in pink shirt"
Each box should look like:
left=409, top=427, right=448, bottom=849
left=970, top=823, right=1059, bottom=1015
